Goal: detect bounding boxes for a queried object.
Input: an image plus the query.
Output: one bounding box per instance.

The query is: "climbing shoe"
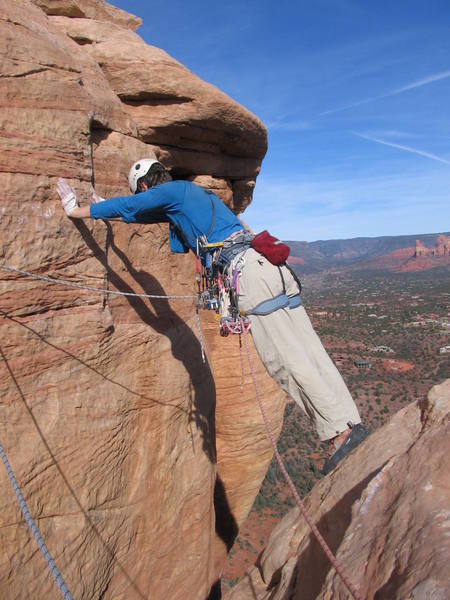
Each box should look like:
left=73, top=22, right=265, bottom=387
left=322, top=423, right=369, bottom=475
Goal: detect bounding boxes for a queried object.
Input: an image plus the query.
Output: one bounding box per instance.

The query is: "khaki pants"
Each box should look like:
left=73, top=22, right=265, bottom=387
left=238, top=249, right=361, bottom=441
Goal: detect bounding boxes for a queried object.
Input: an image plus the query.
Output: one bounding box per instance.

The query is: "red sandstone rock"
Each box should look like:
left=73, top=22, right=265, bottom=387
left=415, top=239, right=428, bottom=257
left=224, top=379, right=450, bottom=600
left=32, top=0, right=142, bottom=29
left=0, top=2, right=282, bottom=599
left=436, top=234, right=450, bottom=255
left=345, top=243, right=450, bottom=273
left=415, top=235, right=450, bottom=258
left=51, top=15, right=266, bottom=211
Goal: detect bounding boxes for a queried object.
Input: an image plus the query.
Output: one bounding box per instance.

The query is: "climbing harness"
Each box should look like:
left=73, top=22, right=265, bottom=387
left=193, top=229, right=303, bottom=339
left=194, top=230, right=253, bottom=338
left=0, top=439, right=73, bottom=600
left=240, top=324, right=363, bottom=600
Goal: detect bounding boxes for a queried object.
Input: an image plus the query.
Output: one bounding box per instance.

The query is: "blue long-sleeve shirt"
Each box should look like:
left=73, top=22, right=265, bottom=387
left=90, top=180, right=243, bottom=253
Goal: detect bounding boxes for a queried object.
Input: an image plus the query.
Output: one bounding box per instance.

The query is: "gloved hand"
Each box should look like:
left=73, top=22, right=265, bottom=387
left=56, top=178, right=78, bottom=216
left=91, top=186, right=105, bottom=204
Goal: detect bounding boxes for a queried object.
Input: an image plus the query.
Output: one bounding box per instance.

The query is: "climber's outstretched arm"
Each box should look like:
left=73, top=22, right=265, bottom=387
left=69, top=205, right=91, bottom=219
left=56, top=178, right=120, bottom=220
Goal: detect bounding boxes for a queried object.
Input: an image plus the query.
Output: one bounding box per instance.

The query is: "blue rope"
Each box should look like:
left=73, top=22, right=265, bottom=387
left=0, top=440, right=73, bottom=600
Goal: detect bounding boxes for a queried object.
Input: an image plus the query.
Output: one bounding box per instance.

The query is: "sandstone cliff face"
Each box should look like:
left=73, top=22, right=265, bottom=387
left=224, top=379, right=450, bottom=600
left=0, top=2, right=285, bottom=599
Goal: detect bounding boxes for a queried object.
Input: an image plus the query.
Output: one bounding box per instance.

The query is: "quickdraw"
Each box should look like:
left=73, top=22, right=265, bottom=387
left=195, top=236, right=251, bottom=337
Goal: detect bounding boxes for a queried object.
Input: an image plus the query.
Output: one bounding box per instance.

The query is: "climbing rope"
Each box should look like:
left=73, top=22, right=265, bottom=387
left=0, top=264, right=210, bottom=362
left=240, top=324, right=363, bottom=600
left=0, top=265, right=197, bottom=301
left=0, top=440, right=73, bottom=600
left=195, top=309, right=206, bottom=363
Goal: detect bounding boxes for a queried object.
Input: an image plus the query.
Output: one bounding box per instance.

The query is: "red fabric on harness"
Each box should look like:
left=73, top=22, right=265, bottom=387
left=251, top=230, right=290, bottom=265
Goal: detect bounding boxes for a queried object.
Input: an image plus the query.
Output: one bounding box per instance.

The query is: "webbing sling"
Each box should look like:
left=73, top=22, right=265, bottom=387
left=242, top=264, right=302, bottom=316
left=243, top=293, right=302, bottom=316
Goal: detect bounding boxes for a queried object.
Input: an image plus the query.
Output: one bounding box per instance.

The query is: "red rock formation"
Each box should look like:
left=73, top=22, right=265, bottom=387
left=224, top=379, right=450, bottom=599
left=435, top=234, right=450, bottom=256
left=415, top=239, right=428, bottom=257
left=0, top=2, right=285, bottom=599
left=415, top=235, right=450, bottom=257
left=347, top=242, right=450, bottom=273
left=32, top=0, right=143, bottom=29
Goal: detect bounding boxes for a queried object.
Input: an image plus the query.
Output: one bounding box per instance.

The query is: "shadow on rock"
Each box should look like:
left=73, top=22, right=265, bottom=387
left=214, top=474, right=239, bottom=552
left=288, top=468, right=382, bottom=600
left=207, top=476, right=240, bottom=599
left=76, top=220, right=217, bottom=463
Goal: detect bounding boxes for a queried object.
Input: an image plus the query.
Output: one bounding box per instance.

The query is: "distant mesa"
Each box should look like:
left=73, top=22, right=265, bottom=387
left=286, top=232, right=450, bottom=274
left=415, top=235, right=450, bottom=258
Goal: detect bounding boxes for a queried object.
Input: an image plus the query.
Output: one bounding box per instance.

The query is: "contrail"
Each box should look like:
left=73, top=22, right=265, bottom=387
left=321, top=69, right=450, bottom=116
left=353, top=132, right=450, bottom=166
left=392, top=70, right=450, bottom=95
left=321, top=97, right=376, bottom=116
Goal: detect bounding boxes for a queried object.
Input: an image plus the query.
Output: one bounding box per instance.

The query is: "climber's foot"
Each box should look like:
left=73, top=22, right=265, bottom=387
left=322, top=423, right=369, bottom=475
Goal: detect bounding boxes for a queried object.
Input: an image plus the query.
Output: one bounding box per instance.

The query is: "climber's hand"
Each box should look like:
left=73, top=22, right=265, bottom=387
left=56, top=178, right=78, bottom=217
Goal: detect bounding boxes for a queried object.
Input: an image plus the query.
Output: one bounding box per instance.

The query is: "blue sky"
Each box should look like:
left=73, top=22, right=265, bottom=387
left=113, top=0, right=450, bottom=241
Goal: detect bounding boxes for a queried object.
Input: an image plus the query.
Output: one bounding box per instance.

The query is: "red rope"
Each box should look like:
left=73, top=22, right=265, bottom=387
left=241, top=326, right=363, bottom=600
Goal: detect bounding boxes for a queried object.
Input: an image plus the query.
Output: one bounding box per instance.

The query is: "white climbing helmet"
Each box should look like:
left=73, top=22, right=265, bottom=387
left=128, top=158, right=164, bottom=194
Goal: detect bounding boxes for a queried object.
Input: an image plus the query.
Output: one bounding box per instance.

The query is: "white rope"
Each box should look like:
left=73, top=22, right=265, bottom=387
left=195, top=311, right=206, bottom=363
left=0, top=265, right=196, bottom=301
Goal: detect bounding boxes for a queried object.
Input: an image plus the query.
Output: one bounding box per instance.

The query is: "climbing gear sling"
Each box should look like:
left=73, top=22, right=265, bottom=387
left=194, top=219, right=302, bottom=335
left=241, top=265, right=302, bottom=317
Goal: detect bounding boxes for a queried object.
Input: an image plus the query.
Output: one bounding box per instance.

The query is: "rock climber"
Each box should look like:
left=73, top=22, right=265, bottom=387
left=56, top=159, right=368, bottom=473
